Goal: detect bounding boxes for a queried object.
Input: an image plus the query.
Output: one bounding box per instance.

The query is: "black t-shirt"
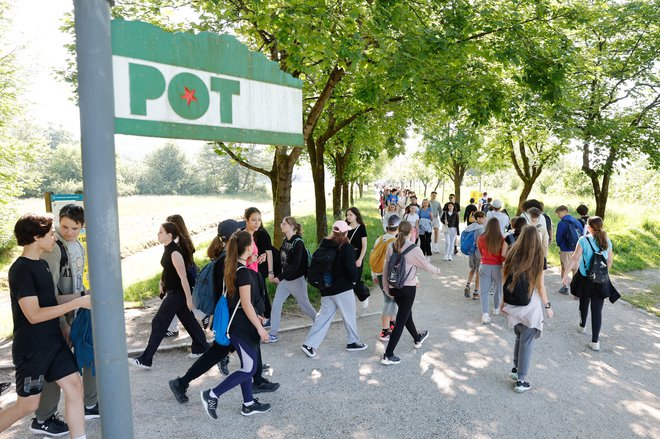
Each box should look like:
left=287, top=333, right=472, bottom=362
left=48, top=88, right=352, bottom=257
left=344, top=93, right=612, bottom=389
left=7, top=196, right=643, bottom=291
left=348, top=224, right=367, bottom=259
left=253, top=228, right=273, bottom=279
left=9, top=257, right=63, bottom=358
left=227, top=265, right=265, bottom=344
left=161, top=241, right=185, bottom=291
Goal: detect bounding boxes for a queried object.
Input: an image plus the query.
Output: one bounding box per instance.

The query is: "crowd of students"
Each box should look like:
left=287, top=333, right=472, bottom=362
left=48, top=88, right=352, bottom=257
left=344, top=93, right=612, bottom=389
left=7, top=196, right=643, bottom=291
left=2, top=192, right=618, bottom=434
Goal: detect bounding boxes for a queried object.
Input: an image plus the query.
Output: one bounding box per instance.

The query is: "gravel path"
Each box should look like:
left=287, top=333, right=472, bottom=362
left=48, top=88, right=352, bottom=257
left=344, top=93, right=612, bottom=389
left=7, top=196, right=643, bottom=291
left=1, top=241, right=658, bottom=438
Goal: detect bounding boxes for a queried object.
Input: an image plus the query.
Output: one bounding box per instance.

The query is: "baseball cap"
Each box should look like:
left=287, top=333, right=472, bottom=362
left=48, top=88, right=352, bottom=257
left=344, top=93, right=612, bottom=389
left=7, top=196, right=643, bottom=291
left=492, top=199, right=503, bottom=209
left=387, top=214, right=401, bottom=229
left=217, top=219, right=246, bottom=240
left=332, top=220, right=350, bottom=233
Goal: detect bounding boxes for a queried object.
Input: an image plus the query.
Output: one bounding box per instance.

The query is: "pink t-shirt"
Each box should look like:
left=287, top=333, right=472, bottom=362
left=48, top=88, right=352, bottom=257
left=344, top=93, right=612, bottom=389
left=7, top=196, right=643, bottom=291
left=246, top=240, right=259, bottom=272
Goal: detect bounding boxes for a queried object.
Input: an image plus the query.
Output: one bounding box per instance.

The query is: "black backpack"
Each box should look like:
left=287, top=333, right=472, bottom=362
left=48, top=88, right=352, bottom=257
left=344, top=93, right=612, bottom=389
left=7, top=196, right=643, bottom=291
left=503, top=273, right=531, bottom=306
left=386, top=244, right=417, bottom=289
left=585, top=238, right=609, bottom=284
left=307, top=245, right=337, bottom=292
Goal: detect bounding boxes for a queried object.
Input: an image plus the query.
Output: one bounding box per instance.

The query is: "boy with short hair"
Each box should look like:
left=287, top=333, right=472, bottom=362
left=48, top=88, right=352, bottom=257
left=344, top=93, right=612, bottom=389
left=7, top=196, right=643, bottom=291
left=463, top=211, right=486, bottom=299
left=576, top=204, right=589, bottom=231
left=30, top=204, right=99, bottom=436
left=371, top=215, right=400, bottom=341
left=1, top=213, right=91, bottom=438
left=555, top=205, right=582, bottom=294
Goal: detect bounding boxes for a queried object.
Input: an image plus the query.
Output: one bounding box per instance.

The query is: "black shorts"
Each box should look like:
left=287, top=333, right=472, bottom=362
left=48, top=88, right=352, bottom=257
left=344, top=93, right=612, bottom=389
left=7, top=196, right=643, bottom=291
left=14, top=341, right=78, bottom=397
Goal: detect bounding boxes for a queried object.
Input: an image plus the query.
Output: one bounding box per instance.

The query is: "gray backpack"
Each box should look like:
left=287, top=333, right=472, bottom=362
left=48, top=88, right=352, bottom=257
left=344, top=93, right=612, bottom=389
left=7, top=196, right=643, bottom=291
left=386, top=244, right=417, bottom=289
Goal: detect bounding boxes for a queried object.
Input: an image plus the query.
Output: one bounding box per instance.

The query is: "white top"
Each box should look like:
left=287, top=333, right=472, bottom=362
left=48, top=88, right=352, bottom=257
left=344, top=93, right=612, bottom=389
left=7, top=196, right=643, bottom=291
left=503, top=290, right=544, bottom=334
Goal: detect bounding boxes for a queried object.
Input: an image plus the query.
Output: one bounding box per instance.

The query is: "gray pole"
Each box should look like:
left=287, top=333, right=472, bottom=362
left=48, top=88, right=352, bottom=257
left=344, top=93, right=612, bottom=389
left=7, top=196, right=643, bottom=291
left=73, top=0, right=135, bottom=437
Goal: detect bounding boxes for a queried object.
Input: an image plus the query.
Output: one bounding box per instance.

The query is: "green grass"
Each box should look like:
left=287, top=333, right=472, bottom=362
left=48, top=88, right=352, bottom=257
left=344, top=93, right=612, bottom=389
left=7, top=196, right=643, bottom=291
left=621, top=283, right=660, bottom=317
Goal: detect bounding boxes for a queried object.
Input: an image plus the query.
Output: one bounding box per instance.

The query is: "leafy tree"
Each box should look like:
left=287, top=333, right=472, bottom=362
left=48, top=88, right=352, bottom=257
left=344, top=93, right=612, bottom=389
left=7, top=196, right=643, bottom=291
left=139, top=142, right=200, bottom=195
left=564, top=0, right=660, bottom=218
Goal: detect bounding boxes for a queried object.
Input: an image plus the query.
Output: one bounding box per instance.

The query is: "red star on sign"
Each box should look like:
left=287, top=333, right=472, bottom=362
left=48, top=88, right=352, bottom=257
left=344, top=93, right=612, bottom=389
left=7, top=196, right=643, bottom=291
left=180, top=87, right=198, bottom=106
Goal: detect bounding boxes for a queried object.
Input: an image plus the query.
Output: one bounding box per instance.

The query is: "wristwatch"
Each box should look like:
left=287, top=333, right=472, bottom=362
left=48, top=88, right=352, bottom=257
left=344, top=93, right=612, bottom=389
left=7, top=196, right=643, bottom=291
left=545, top=302, right=551, bottom=309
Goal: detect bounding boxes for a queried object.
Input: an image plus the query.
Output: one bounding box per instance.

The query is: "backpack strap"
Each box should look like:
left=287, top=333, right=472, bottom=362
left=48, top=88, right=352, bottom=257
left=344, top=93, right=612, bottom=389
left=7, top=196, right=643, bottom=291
left=55, top=239, right=68, bottom=273
left=348, top=225, right=360, bottom=242
left=223, top=266, right=246, bottom=335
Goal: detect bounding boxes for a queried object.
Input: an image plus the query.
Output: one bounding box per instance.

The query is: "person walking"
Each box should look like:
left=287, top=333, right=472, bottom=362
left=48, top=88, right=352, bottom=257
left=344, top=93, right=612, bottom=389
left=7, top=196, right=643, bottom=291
left=477, top=218, right=509, bottom=324
left=370, top=215, right=400, bottom=342
left=464, top=198, right=478, bottom=226
left=555, top=206, right=583, bottom=295
left=382, top=203, right=398, bottom=232
left=429, top=192, right=442, bottom=254
left=463, top=211, right=486, bottom=299
left=346, top=207, right=369, bottom=307
left=200, top=231, right=272, bottom=419
left=562, top=217, right=614, bottom=351
left=129, top=222, right=209, bottom=369
left=486, top=199, right=510, bottom=235
left=440, top=203, right=459, bottom=261
left=501, top=225, right=554, bottom=393
left=301, top=221, right=368, bottom=358
left=380, top=220, right=441, bottom=365
left=267, top=217, right=317, bottom=343
left=243, top=207, right=275, bottom=326
left=417, top=199, right=434, bottom=259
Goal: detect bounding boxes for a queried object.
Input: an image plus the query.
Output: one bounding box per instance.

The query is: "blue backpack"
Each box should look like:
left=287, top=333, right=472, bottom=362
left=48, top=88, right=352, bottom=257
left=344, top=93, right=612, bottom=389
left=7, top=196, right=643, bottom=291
left=192, top=257, right=224, bottom=315
left=69, top=308, right=95, bottom=375
left=564, top=218, right=583, bottom=250
left=460, top=229, right=478, bottom=255
left=212, top=266, right=244, bottom=346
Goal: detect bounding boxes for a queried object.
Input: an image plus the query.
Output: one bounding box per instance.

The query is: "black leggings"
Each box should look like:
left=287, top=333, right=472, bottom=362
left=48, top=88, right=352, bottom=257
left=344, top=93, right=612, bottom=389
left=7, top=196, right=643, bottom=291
left=385, top=286, right=420, bottom=357
left=179, top=341, right=266, bottom=387
left=419, top=232, right=432, bottom=256
left=579, top=295, right=605, bottom=342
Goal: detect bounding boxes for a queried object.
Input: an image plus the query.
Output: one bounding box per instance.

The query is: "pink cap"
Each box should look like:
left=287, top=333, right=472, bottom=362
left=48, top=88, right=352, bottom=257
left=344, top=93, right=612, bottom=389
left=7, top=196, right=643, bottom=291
left=332, top=220, right=350, bottom=233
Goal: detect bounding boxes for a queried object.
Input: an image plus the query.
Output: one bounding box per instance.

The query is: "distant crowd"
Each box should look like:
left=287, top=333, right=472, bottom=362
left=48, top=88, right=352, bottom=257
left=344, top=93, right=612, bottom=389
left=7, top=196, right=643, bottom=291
left=1, top=186, right=619, bottom=435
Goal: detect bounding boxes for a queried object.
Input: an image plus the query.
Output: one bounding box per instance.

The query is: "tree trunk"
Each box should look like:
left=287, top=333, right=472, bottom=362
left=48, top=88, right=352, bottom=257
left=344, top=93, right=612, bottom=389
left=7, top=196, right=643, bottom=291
left=332, top=179, right=342, bottom=220
left=271, top=146, right=299, bottom=244
left=342, top=180, right=349, bottom=211
left=432, top=178, right=441, bottom=192
left=421, top=181, right=428, bottom=197
left=312, top=164, right=327, bottom=242
left=516, top=182, right=534, bottom=215
left=358, top=180, right=364, bottom=198
left=452, top=162, right=465, bottom=211
left=349, top=181, right=354, bottom=206
left=595, top=173, right=610, bottom=219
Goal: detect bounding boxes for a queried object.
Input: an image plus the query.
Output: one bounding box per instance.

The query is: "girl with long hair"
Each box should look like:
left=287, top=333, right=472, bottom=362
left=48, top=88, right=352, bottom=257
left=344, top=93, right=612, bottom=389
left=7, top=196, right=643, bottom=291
left=243, top=207, right=274, bottom=322
left=477, top=218, right=509, bottom=324
left=382, top=202, right=398, bottom=232
left=129, top=222, right=208, bottom=369
left=562, top=216, right=614, bottom=351
left=301, top=221, right=368, bottom=358
left=165, top=214, right=202, bottom=338
left=200, top=231, right=272, bottom=419
left=380, top=220, right=441, bottom=365
left=267, top=217, right=317, bottom=342
left=501, top=225, right=554, bottom=393
left=418, top=199, right=433, bottom=258
left=440, top=202, right=459, bottom=261
left=346, top=207, right=370, bottom=307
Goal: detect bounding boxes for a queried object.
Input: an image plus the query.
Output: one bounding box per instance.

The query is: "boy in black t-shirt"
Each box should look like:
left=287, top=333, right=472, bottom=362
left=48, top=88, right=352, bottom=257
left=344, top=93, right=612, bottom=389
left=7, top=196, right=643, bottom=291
left=0, top=214, right=91, bottom=438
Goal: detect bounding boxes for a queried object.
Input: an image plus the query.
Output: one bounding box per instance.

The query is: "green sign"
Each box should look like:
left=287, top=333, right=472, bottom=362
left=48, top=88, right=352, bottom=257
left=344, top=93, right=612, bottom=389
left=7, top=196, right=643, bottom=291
left=112, top=20, right=303, bottom=146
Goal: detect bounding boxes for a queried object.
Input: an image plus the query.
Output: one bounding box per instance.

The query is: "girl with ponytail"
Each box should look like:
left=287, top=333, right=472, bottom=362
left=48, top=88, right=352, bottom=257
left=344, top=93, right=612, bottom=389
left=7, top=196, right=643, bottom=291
left=562, top=216, right=614, bottom=352
left=200, top=230, right=272, bottom=419
left=381, top=220, right=441, bottom=366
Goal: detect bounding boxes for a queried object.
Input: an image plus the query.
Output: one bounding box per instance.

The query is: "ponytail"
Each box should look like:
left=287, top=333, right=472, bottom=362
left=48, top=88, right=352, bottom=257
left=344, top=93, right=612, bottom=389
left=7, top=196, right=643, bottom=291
left=283, top=216, right=303, bottom=235
left=223, top=231, right=252, bottom=298
left=588, top=216, right=608, bottom=251
left=394, top=220, right=412, bottom=252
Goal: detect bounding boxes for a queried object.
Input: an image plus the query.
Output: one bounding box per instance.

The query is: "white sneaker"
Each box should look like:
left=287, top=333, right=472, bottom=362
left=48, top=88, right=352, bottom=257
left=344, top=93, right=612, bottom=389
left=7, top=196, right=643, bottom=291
left=578, top=324, right=586, bottom=334
left=188, top=352, right=203, bottom=359
left=443, top=256, right=448, bottom=261
left=448, top=255, right=453, bottom=261
left=493, top=308, right=500, bottom=316
left=481, top=313, right=491, bottom=324
left=360, top=297, right=369, bottom=309
left=588, top=341, right=600, bottom=351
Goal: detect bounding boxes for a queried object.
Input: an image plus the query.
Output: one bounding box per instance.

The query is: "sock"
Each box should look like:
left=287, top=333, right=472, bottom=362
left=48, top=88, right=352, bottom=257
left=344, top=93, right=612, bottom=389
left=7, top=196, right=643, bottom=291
left=85, top=405, right=95, bottom=410
left=209, top=389, right=218, bottom=398
left=243, top=400, right=254, bottom=407
left=74, top=436, right=87, bottom=439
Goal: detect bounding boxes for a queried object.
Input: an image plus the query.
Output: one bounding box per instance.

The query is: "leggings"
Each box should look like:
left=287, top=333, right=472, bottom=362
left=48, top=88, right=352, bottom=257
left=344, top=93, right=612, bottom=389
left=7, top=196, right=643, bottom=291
left=579, top=295, right=605, bottom=342
left=385, top=286, right=421, bottom=357
left=180, top=342, right=230, bottom=387
left=211, top=336, right=258, bottom=403
left=419, top=232, right=432, bottom=256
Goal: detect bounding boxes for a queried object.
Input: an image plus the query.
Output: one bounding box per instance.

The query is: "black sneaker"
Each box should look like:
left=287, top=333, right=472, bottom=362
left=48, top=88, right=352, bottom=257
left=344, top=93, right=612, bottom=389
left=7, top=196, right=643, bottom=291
left=514, top=380, right=531, bottom=393
left=241, top=398, right=271, bottom=416
left=414, top=330, right=429, bottom=349
left=346, top=342, right=368, bottom=351
left=301, top=345, right=316, bottom=358
left=201, top=315, right=211, bottom=329
left=29, top=414, right=69, bottom=437
left=380, top=354, right=401, bottom=365
left=84, top=403, right=100, bottom=419
left=218, top=356, right=230, bottom=376
left=169, top=377, right=189, bottom=403
left=200, top=390, right=218, bottom=420
left=389, top=320, right=396, bottom=331
left=164, top=330, right=179, bottom=338
left=0, top=382, right=10, bottom=395
left=252, top=379, right=280, bottom=394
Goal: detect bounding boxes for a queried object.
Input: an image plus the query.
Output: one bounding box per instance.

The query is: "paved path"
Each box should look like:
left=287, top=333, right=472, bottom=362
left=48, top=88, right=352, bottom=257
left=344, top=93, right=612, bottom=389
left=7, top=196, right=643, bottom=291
left=1, top=242, right=658, bottom=438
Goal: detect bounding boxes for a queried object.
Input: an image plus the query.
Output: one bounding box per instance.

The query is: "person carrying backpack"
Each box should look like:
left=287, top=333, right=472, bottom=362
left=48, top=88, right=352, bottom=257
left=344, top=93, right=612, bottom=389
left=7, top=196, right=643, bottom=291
left=462, top=211, right=486, bottom=299
left=555, top=205, right=584, bottom=295
left=477, top=218, right=509, bottom=324
left=380, top=220, right=441, bottom=366
left=301, top=221, right=368, bottom=358
left=370, top=214, right=400, bottom=342
left=562, top=217, right=614, bottom=352
left=266, top=217, right=317, bottom=343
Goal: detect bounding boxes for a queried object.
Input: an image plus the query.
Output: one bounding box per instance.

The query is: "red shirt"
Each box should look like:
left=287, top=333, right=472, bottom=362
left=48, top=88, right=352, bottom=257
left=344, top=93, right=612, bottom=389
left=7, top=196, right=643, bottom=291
left=477, top=235, right=505, bottom=265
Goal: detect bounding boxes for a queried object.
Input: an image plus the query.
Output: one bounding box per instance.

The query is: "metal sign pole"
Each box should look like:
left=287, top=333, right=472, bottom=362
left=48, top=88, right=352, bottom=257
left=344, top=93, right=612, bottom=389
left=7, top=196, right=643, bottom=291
left=73, top=0, right=134, bottom=437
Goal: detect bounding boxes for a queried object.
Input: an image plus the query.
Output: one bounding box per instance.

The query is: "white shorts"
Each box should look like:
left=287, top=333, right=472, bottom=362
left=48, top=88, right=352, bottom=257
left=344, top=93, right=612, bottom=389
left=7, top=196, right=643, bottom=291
left=432, top=216, right=440, bottom=228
